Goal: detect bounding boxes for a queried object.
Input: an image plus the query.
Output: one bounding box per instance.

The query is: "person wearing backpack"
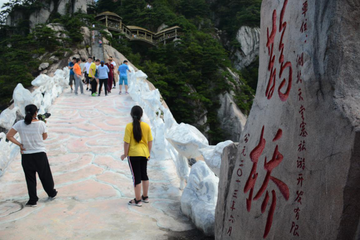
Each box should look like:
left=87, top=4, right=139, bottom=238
left=121, top=106, right=153, bottom=207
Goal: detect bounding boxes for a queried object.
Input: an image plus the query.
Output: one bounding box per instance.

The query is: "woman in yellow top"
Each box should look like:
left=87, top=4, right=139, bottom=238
left=121, top=105, right=153, bottom=207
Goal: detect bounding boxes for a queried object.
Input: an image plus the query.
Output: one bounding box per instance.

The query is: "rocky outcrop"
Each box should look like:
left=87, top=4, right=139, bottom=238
left=232, top=26, right=260, bottom=70
left=6, top=0, right=94, bottom=29
left=217, top=92, right=247, bottom=142
left=216, top=0, right=360, bottom=239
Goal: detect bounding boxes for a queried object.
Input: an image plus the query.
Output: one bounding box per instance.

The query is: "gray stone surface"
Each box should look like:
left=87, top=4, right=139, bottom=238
left=217, top=92, right=247, bottom=142
left=232, top=26, right=260, bottom=70
left=38, top=62, right=49, bottom=70
left=215, top=0, right=360, bottom=239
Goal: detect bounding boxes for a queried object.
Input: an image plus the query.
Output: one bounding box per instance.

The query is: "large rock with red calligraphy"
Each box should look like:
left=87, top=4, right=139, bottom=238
left=215, top=0, right=360, bottom=240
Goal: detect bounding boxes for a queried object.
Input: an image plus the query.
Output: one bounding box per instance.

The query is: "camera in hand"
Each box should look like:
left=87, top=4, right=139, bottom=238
left=37, top=113, right=51, bottom=122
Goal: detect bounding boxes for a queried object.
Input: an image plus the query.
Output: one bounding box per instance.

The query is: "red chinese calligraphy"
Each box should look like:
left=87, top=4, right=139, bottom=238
left=297, top=157, right=305, bottom=170
left=244, top=126, right=290, bottom=238
left=298, top=88, right=304, bottom=101
left=245, top=133, right=250, bottom=143
left=278, top=0, right=292, bottom=102
left=302, top=1, right=308, bottom=16
left=297, top=174, right=304, bottom=187
left=296, top=71, right=303, bottom=84
left=294, top=207, right=300, bottom=220
left=241, top=146, right=247, bottom=156
left=290, top=222, right=300, bottom=236
left=295, top=191, right=304, bottom=204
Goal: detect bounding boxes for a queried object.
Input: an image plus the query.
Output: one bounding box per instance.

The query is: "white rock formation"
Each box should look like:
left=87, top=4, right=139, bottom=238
left=181, top=161, right=219, bottom=236
left=0, top=107, right=18, bottom=130
left=233, top=26, right=260, bottom=70
left=0, top=67, right=69, bottom=176
left=166, top=123, right=209, bottom=158
left=199, top=140, right=233, bottom=176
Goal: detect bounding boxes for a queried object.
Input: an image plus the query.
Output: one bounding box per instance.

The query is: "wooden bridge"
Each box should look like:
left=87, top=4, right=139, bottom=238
left=95, top=11, right=183, bottom=46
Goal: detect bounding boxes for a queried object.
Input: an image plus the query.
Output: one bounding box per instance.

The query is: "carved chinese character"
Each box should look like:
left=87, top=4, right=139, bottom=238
left=244, top=126, right=290, bottom=238
left=294, top=207, right=300, bottom=220
left=302, top=1, right=308, bottom=16
left=296, top=53, right=304, bottom=67
left=297, top=174, right=304, bottom=187
left=300, top=21, right=308, bottom=33
left=229, top=215, right=235, bottom=223
left=290, top=221, right=300, bottom=236
left=241, top=146, right=247, bottom=156
left=295, top=191, right=304, bottom=204
left=298, top=88, right=304, bottom=101
left=298, top=141, right=306, bottom=152
left=297, top=157, right=305, bottom=170
left=227, top=227, right=232, bottom=236
left=297, top=71, right=303, bottom=84
left=245, top=133, right=250, bottom=143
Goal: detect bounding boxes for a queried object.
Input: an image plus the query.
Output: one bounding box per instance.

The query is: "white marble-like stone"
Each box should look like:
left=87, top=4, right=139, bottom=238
left=0, top=107, right=18, bottom=130
left=181, top=161, right=219, bottom=236
left=166, top=123, right=209, bottom=158
left=13, top=84, right=33, bottom=117
left=199, top=140, right=233, bottom=177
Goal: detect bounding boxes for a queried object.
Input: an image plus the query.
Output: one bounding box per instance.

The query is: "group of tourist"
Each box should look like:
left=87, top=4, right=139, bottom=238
left=6, top=104, right=153, bottom=208
left=68, top=56, right=131, bottom=96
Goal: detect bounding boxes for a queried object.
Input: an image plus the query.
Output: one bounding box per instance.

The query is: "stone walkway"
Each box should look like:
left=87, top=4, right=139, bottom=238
left=0, top=89, right=203, bottom=240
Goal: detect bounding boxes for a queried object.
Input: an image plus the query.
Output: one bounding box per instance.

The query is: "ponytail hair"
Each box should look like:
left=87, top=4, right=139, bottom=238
left=24, top=104, right=38, bottom=125
left=131, top=105, right=143, bottom=143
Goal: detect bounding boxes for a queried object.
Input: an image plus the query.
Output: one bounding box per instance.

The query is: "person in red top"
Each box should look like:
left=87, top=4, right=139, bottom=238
left=73, top=58, right=83, bottom=95
left=105, top=59, right=114, bottom=93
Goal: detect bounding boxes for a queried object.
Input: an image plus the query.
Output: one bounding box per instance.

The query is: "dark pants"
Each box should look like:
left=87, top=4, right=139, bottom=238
left=22, top=152, right=56, bottom=204
left=98, top=78, right=108, bottom=95
left=128, top=157, right=149, bottom=187
left=90, top=78, right=97, bottom=94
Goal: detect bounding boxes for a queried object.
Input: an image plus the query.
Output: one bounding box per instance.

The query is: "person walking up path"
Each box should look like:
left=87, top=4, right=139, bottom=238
left=68, top=57, right=76, bottom=92
left=121, top=106, right=152, bottom=207
left=118, top=60, right=131, bottom=94
left=6, top=104, right=57, bottom=207
left=97, top=61, right=109, bottom=96
left=73, top=58, right=84, bottom=95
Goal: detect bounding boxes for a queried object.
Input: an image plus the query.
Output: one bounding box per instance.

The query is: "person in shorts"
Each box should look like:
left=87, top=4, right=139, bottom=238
left=121, top=105, right=153, bottom=207
left=118, top=60, right=131, bottom=94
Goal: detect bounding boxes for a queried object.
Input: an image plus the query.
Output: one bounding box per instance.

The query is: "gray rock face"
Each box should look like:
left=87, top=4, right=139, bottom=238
left=6, top=0, right=93, bottom=28
left=215, top=0, right=360, bottom=239
left=217, top=92, right=247, bottom=142
left=232, top=26, right=260, bottom=70
left=38, top=62, right=49, bottom=70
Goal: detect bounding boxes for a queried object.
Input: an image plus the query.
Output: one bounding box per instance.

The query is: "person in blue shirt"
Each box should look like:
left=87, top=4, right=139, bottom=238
left=97, top=61, right=109, bottom=96
left=118, top=60, right=131, bottom=94
left=68, top=57, right=76, bottom=92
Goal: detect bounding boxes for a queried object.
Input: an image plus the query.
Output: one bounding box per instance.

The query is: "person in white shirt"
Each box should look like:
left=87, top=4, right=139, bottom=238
left=6, top=104, right=57, bottom=207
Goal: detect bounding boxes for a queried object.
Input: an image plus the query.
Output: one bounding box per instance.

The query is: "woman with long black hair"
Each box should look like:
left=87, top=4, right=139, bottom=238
left=6, top=104, right=57, bottom=207
left=121, top=105, right=153, bottom=207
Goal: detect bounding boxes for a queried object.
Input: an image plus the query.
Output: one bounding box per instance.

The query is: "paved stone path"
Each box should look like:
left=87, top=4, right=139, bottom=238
left=0, top=89, right=199, bottom=240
